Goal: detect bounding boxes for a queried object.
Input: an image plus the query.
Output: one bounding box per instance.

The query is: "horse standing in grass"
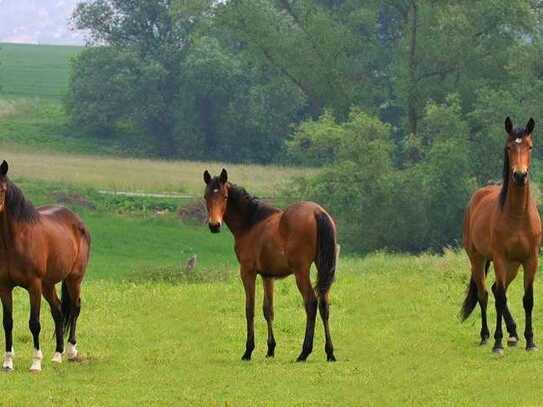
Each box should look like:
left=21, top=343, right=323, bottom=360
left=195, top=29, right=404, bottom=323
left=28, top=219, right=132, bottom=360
left=0, top=161, right=91, bottom=371
left=203, top=169, right=337, bottom=362
left=461, top=118, right=542, bottom=354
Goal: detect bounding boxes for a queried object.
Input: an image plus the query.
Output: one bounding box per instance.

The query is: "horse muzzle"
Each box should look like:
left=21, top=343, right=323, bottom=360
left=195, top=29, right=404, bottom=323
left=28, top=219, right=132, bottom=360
left=208, top=222, right=222, bottom=233
left=512, top=170, right=528, bottom=186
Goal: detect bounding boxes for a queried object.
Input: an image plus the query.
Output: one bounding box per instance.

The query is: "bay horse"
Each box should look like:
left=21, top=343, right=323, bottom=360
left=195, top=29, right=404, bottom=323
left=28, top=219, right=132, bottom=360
left=203, top=169, right=337, bottom=362
left=0, top=161, right=91, bottom=371
left=461, top=117, right=542, bottom=354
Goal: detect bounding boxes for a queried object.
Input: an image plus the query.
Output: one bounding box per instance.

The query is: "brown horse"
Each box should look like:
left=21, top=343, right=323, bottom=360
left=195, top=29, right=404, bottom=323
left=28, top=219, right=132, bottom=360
left=203, top=169, right=337, bottom=362
left=461, top=117, right=542, bottom=354
left=0, top=161, right=91, bottom=371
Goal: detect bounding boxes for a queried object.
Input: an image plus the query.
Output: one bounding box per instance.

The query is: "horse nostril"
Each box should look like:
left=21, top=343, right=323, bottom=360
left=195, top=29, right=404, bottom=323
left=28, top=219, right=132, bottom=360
left=208, top=222, right=221, bottom=233
left=513, top=171, right=528, bottom=184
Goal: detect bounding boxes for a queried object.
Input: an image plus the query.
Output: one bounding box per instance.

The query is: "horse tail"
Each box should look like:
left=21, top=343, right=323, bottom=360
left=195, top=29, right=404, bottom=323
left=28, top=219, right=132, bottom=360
left=460, top=260, right=489, bottom=321
left=61, top=281, right=74, bottom=337
left=78, top=223, right=91, bottom=266
left=314, top=211, right=337, bottom=296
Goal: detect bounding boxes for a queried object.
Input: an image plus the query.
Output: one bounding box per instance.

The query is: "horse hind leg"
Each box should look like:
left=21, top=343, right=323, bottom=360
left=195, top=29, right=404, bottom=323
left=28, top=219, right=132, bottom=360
left=63, top=277, right=82, bottom=361
left=461, top=255, right=489, bottom=345
left=42, top=283, right=64, bottom=363
left=318, top=290, right=335, bottom=362
left=295, top=269, right=317, bottom=362
left=492, top=269, right=520, bottom=347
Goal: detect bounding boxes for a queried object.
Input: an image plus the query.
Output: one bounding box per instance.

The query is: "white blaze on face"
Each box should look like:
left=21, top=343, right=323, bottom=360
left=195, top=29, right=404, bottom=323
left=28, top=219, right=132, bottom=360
left=515, top=138, right=522, bottom=144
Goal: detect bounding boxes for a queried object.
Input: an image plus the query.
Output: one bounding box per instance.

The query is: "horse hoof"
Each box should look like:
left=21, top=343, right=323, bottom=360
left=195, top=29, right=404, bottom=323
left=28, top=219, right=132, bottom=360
left=527, top=344, right=538, bottom=352
left=266, top=352, right=275, bottom=358
left=296, top=354, right=308, bottom=362
left=327, top=355, right=336, bottom=362
left=507, top=337, right=519, bottom=347
left=480, top=338, right=488, bottom=346
left=2, top=366, right=13, bottom=373
left=241, top=354, right=251, bottom=361
left=492, top=347, right=504, bottom=355
left=51, top=352, right=63, bottom=363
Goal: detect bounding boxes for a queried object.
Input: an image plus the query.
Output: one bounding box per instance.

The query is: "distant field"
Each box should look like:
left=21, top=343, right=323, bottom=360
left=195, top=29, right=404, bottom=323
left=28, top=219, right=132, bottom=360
left=3, top=148, right=314, bottom=197
left=0, top=43, right=81, bottom=98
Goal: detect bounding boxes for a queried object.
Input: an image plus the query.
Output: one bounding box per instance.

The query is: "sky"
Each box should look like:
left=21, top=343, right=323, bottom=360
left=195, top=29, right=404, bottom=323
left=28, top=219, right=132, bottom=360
left=0, top=0, right=85, bottom=45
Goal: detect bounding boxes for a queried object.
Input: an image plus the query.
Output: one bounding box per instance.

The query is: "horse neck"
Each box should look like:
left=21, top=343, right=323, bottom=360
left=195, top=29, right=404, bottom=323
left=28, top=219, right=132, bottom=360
left=223, top=197, right=251, bottom=238
left=0, top=210, right=15, bottom=253
left=504, top=180, right=531, bottom=218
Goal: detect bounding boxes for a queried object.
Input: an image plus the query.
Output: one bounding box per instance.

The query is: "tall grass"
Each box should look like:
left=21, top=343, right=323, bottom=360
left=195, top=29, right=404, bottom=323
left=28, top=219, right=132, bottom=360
left=2, top=149, right=314, bottom=196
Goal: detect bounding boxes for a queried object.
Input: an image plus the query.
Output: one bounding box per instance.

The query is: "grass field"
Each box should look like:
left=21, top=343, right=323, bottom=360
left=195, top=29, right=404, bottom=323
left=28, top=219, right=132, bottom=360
left=2, top=149, right=313, bottom=197
left=2, top=242, right=543, bottom=406
left=0, top=43, right=81, bottom=99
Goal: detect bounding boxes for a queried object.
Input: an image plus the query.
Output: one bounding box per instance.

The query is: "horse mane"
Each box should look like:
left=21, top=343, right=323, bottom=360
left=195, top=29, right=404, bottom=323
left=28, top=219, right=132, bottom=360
left=499, top=127, right=529, bottom=208
left=227, top=184, right=281, bottom=227
left=6, top=180, right=39, bottom=223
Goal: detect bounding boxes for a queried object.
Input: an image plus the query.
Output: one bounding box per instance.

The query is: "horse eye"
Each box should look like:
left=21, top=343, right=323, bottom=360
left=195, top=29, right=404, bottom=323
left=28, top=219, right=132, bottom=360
left=529, top=146, right=533, bottom=150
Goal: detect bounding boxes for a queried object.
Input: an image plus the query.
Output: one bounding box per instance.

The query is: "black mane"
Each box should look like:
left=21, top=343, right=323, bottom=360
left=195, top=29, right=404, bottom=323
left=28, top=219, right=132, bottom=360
left=499, top=127, right=529, bottom=208
left=5, top=180, right=39, bottom=223
left=227, top=183, right=281, bottom=227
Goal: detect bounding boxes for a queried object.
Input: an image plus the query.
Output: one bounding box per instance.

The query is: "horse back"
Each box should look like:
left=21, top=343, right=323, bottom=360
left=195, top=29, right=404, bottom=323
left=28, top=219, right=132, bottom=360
left=37, top=205, right=91, bottom=277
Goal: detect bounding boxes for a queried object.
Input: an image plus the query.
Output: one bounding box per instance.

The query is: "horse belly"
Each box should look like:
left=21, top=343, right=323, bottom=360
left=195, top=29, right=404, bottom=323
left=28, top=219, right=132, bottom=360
left=257, top=242, right=291, bottom=278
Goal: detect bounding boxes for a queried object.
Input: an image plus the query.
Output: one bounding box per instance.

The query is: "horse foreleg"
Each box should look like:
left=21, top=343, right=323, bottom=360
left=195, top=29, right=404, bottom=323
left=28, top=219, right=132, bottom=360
left=240, top=269, right=256, bottom=361
left=295, top=270, right=317, bottom=362
left=492, top=259, right=508, bottom=354
left=28, top=282, right=43, bottom=372
left=262, top=277, right=276, bottom=357
left=523, top=257, right=538, bottom=351
left=0, top=288, right=13, bottom=370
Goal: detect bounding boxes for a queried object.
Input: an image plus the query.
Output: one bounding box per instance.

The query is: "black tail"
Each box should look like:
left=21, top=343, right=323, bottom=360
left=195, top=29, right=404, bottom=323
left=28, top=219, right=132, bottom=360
left=61, top=281, right=75, bottom=337
left=460, top=279, right=478, bottom=321
left=460, top=261, right=490, bottom=321
left=315, top=212, right=337, bottom=295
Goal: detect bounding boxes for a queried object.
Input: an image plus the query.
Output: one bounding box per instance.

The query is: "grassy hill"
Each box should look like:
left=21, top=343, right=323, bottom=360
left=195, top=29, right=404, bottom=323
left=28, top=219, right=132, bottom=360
left=0, top=43, right=81, bottom=99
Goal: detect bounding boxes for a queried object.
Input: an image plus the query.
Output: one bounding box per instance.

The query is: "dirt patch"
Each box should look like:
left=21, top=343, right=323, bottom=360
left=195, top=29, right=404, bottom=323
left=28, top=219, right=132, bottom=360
left=53, top=192, right=96, bottom=210
left=177, top=199, right=207, bottom=224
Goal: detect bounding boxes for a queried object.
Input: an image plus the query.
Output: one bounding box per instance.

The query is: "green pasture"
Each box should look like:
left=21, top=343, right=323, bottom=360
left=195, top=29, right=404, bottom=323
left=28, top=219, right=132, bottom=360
left=0, top=43, right=81, bottom=99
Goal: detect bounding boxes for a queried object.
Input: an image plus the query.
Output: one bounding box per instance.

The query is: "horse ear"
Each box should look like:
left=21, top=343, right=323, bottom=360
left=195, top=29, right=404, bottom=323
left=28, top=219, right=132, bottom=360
left=526, top=118, right=535, bottom=134
left=505, top=117, right=513, bottom=134
left=0, top=161, right=8, bottom=177
left=203, top=170, right=211, bottom=185
left=220, top=168, right=228, bottom=184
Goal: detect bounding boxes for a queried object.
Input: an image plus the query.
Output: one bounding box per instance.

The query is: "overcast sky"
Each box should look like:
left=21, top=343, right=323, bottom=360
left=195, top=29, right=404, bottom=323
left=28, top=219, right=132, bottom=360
left=0, top=0, right=85, bottom=45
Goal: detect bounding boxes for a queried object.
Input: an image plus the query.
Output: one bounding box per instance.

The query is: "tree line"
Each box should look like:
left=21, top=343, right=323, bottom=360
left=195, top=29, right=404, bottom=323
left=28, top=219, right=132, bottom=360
left=67, top=0, right=543, bottom=252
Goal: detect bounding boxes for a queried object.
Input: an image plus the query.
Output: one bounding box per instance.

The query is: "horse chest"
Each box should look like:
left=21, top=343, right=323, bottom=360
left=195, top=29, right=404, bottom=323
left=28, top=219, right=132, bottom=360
left=502, top=233, right=531, bottom=260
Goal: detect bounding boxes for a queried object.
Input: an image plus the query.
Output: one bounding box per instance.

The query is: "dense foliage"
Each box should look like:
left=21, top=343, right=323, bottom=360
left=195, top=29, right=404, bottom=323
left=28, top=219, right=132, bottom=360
left=67, top=0, right=543, bottom=252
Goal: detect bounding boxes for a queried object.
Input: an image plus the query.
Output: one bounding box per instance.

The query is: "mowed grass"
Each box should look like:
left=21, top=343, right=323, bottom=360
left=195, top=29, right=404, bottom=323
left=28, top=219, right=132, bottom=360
left=2, top=241, right=543, bottom=405
left=1, top=149, right=314, bottom=196
left=0, top=43, right=81, bottom=99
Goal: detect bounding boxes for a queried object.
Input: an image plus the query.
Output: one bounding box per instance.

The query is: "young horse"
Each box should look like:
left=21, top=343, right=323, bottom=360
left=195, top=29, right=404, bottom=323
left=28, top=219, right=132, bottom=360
left=461, top=117, right=542, bottom=354
left=203, top=169, right=337, bottom=362
left=0, top=161, right=91, bottom=371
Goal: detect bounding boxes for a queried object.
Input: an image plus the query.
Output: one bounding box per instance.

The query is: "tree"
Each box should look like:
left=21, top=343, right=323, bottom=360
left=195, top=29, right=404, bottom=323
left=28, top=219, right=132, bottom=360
left=71, top=0, right=207, bottom=156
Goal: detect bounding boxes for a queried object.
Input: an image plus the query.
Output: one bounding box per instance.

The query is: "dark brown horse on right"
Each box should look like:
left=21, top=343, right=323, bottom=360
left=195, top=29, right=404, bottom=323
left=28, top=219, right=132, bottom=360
left=461, top=117, right=542, bottom=354
left=203, top=169, right=337, bottom=362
